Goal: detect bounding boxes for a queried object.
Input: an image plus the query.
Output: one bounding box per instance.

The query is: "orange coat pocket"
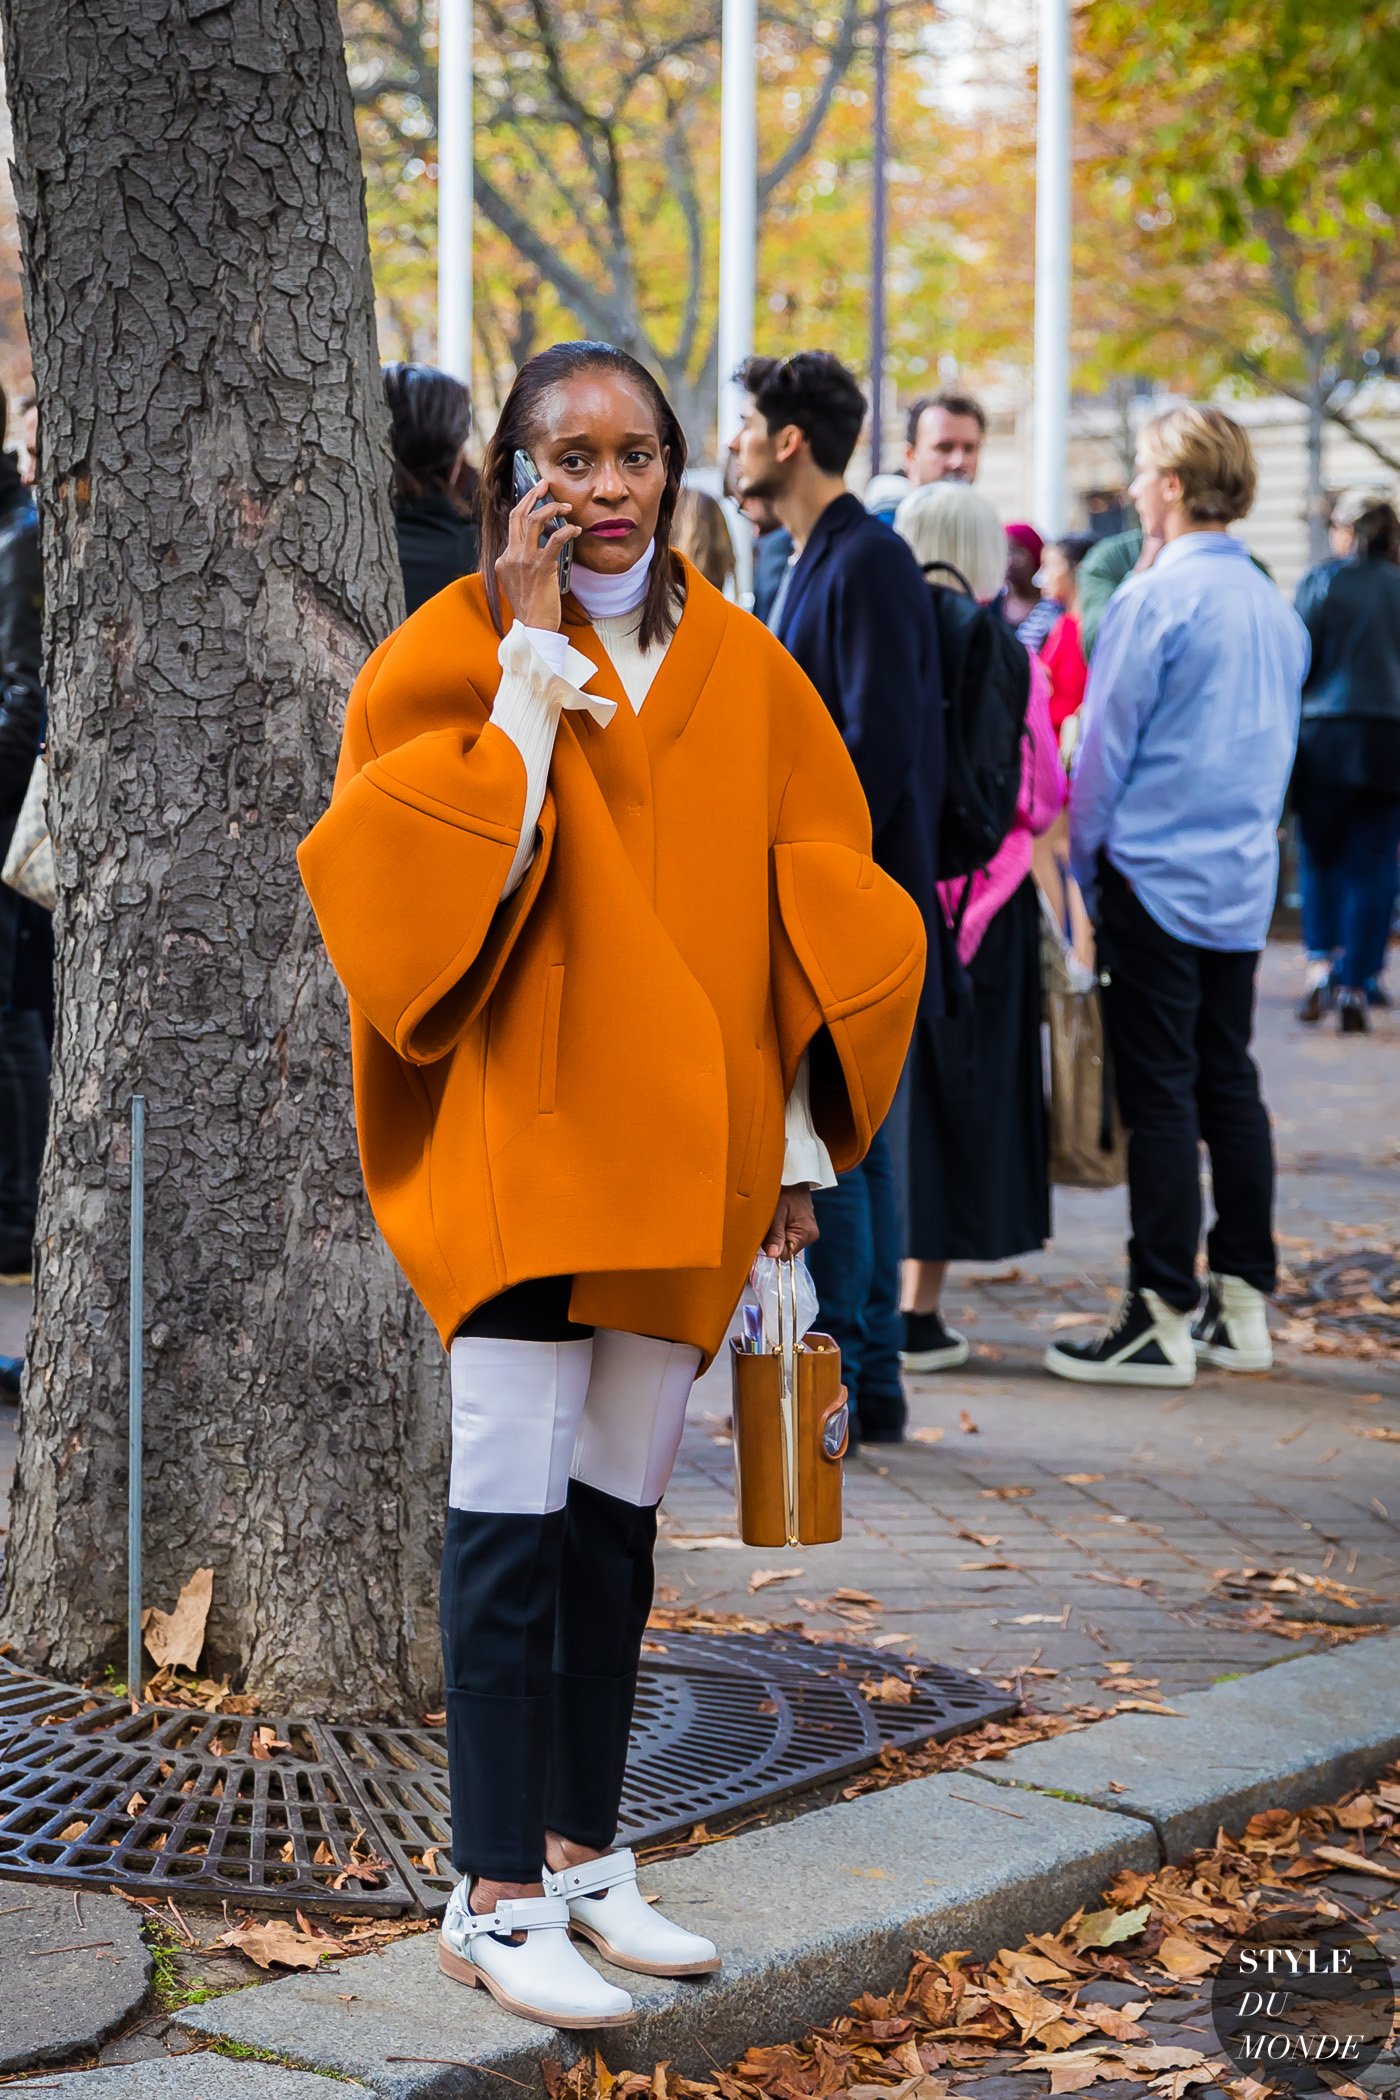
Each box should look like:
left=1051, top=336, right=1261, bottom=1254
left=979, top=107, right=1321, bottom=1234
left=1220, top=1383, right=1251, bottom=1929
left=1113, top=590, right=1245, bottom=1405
left=539, top=964, right=565, bottom=1114
left=735, top=1045, right=768, bottom=1197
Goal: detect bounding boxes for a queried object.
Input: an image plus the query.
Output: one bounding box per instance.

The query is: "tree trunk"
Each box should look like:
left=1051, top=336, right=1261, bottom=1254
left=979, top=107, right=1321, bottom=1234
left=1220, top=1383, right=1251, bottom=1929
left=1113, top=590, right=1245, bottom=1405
left=0, top=0, right=448, bottom=1717
left=1305, top=364, right=1331, bottom=566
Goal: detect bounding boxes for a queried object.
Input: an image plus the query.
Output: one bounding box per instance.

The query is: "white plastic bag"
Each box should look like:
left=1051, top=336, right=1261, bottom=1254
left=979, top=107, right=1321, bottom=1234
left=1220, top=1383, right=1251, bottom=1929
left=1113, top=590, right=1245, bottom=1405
left=742, top=1252, right=820, bottom=1354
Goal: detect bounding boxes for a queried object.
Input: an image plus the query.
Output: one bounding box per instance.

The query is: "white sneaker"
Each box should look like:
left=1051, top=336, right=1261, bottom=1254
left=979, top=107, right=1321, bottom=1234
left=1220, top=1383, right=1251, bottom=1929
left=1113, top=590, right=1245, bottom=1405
left=543, top=1848, right=720, bottom=1977
left=439, top=1880, right=636, bottom=2028
left=1193, top=1272, right=1273, bottom=1372
left=1044, top=1285, right=1196, bottom=1387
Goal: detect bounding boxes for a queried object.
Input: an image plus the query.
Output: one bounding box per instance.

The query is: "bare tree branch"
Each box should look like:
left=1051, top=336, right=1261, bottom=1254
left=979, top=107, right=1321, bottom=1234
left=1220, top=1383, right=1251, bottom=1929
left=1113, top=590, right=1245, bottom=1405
left=759, top=0, right=862, bottom=202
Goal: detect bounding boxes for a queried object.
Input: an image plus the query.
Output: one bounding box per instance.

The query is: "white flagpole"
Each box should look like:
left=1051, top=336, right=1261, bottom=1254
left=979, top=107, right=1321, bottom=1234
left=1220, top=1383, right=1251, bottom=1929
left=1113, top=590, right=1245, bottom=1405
left=717, top=0, right=757, bottom=459
left=1033, top=0, right=1071, bottom=534
left=438, top=0, right=473, bottom=382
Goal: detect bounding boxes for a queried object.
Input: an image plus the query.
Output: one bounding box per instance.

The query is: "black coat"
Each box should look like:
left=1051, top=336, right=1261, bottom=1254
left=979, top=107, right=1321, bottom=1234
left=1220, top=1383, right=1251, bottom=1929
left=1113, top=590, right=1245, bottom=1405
left=0, top=453, right=44, bottom=1007
left=1294, top=553, right=1400, bottom=806
left=394, top=492, right=481, bottom=616
left=773, top=494, right=946, bottom=1015
left=1295, top=555, right=1400, bottom=724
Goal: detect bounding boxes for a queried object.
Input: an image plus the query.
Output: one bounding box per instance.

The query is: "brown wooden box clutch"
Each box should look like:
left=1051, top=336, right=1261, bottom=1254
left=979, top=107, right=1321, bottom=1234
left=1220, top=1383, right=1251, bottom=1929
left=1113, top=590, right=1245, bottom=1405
left=730, top=1328, right=848, bottom=1548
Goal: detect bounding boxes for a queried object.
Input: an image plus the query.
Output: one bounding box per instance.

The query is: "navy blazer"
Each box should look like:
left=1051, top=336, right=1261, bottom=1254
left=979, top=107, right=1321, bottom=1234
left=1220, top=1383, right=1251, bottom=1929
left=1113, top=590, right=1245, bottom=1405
left=774, top=493, right=945, bottom=1015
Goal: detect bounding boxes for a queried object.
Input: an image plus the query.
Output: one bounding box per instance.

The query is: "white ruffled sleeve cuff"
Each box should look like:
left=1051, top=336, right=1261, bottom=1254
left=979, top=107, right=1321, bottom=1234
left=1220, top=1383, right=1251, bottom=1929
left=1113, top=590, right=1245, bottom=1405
left=781, top=1050, right=838, bottom=1190
left=493, top=626, right=616, bottom=898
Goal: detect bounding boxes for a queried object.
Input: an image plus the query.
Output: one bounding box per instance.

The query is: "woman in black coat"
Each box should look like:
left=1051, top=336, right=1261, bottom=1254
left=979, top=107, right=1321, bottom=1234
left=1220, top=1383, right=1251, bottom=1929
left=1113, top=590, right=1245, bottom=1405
left=383, top=362, right=481, bottom=614
left=1293, top=494, right=1400, bottom=1033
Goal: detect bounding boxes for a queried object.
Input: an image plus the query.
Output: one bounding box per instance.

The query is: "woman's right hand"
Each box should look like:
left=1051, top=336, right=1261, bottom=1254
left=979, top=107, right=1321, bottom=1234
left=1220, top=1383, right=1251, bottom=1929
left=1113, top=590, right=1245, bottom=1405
left=495, top=477, right=582, bottom=631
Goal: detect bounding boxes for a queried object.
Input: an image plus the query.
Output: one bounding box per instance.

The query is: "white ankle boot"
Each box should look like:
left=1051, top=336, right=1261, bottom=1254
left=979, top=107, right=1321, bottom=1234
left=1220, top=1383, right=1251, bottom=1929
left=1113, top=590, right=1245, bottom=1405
left=543, top=1848, right=720, bottom=1977
left=439, top=1881, right=636, bottom=2028
left=1193, top=1271, right=1273, bottom=1372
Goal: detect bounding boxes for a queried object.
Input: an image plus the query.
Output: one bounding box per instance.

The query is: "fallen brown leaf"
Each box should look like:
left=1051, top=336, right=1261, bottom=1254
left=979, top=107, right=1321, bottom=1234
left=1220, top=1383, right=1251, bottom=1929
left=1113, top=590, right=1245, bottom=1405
left=141, top=1567, right=214, bottom=1673
left=1154, top=1933, right=1219, bottom=1978
left=1309, top=1843, right=1400, bottom=1882
left=218, top=1915, right=344, bottom=1971
left=861, top=1675, right=916, bottom=1704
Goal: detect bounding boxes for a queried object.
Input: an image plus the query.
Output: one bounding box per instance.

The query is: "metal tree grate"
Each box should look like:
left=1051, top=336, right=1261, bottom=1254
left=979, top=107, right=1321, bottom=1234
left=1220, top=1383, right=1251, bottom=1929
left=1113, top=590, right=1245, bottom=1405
left=1279, top=1247, right=1400, bottom=1346
left=0, top=1633, right=1015, bottom=1916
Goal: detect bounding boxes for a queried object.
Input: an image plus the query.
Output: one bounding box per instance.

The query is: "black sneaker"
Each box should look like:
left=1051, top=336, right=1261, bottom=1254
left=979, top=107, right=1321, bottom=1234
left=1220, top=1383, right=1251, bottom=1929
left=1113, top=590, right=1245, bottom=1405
left=1296, top=967, right=1335, bottom=1024
left=901, top=1309, right=970, bottom=1373
left=1337, top=988, right=1372, bottom=1035
left=1044, top=1285, right=1196, bottom=1387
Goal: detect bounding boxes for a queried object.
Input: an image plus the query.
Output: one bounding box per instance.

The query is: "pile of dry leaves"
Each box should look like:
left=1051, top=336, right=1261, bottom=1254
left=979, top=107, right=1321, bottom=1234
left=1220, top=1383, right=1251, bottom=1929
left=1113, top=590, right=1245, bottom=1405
left=543, top=1763, right=1400, bottom=2100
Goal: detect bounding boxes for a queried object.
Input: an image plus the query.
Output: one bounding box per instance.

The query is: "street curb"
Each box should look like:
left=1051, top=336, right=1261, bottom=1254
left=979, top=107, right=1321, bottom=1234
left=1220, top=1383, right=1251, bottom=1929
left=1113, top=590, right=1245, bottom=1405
left=977, top=1631, right=1400, bottom=1859
left=173, top=1639, right=1400, bottom=2097
left=175, top=1772, right=1155, bottom=2096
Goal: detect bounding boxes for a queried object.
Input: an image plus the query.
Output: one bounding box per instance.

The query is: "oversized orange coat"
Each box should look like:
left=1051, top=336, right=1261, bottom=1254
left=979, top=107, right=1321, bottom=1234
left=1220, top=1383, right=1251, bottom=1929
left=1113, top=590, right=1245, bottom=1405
left=297, top=557, right=926, bottom=1362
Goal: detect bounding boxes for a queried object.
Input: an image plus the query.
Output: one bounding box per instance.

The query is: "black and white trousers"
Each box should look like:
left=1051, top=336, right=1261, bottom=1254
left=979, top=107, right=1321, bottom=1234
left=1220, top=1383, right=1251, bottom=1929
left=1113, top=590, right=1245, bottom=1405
left=441, top=1276, right=700, bottom=1883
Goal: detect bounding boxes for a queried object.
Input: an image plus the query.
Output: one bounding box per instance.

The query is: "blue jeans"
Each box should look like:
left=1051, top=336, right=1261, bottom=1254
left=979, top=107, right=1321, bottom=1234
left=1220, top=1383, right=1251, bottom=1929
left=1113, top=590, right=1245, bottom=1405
left=807, top=1122, right=905, bottom=1432
left=1299, top=801, right=1400, bottom=990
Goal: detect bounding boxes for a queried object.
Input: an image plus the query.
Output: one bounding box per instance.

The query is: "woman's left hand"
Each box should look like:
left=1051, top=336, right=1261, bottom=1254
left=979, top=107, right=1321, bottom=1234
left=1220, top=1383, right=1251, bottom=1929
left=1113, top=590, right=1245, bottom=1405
left=762, top=1186, right=819, bottom=1260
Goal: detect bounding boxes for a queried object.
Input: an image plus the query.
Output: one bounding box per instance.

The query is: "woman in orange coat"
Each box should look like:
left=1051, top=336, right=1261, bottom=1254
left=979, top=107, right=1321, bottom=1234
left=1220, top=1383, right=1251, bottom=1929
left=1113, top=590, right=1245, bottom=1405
left=298, top=343, right=923, bottom=2030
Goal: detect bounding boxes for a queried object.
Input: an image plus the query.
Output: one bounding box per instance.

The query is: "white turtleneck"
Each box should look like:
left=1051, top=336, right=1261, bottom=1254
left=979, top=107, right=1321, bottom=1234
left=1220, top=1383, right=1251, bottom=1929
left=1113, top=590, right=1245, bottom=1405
left=488, top=542, right=834, bottom=1191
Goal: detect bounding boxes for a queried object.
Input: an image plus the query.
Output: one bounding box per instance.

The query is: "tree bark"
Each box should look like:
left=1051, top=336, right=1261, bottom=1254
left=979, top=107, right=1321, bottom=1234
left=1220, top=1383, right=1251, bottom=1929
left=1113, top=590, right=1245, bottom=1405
left=1304, top=358, right=1331, bottom=566
left=0, top=0, right=448, bottom=1716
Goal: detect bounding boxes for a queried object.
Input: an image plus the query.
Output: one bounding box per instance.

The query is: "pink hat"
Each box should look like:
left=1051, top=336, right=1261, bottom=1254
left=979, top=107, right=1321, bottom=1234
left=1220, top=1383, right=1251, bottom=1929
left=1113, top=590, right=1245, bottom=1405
left=1005, top=521, right=1044, bottom=562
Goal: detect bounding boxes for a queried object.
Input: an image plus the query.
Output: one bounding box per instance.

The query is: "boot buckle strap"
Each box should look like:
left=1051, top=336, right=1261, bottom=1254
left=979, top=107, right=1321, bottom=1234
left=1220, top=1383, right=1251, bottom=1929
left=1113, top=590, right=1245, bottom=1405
left=550, top=1848, right=637, bottom=1899
left=464, top=1893, right=570, bottom=1939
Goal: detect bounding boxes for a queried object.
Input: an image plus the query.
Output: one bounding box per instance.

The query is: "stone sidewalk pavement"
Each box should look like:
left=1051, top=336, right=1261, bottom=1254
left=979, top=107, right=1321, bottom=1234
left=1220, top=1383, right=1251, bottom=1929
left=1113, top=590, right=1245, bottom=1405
left=662, top=942, right=1400, bottom=1707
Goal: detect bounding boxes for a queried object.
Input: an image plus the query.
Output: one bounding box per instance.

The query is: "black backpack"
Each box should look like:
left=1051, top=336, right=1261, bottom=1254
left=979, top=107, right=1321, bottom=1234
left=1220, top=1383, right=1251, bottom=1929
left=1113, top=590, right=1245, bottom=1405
left=922, top=560, right=1032, bottom=885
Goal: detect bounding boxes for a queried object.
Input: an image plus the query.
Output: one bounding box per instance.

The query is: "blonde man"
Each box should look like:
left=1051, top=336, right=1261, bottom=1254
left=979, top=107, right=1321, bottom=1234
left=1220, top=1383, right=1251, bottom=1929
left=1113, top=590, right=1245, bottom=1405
left=1049, top=406, right=1309, bottom=1388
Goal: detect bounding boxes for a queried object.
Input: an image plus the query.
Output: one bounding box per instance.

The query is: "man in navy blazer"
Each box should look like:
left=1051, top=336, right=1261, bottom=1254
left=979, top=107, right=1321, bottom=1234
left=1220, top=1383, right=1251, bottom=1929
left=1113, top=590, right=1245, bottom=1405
left=730, top=352, right=945, bottom=1446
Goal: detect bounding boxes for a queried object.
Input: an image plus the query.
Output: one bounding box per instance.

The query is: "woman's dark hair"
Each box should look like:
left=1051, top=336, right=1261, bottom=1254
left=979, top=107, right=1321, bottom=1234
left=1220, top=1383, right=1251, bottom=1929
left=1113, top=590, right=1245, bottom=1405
left=737, top=351, right=866, bottom=477
left=1352, top=502, right=1400, bottom=563
left=382, top=362, right=476, bottom=508
left=480, top=341, right=687, bottom=650
left=1054, top=532, right=1097, bottom=573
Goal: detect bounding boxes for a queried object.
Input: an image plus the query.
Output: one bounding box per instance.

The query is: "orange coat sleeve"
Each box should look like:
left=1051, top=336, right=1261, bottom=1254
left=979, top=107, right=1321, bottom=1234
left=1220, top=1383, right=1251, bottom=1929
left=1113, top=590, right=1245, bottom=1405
left=297, top=636, right=555, bottom=1065
left=768, top=664, right=926, bottom=1174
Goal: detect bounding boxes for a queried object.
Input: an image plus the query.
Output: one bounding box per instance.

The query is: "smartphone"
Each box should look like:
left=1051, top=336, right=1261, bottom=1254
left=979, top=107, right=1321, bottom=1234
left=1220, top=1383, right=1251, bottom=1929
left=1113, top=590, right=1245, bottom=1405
left=511, top=449, right=574, bottom=596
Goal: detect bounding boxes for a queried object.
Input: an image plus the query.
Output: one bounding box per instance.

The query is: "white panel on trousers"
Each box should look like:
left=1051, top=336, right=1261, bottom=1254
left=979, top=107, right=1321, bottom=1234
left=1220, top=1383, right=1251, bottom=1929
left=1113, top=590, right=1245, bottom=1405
left=448, top=1336, right=594, bottom=1513
left=571, top=1329, right=702, bottom=1508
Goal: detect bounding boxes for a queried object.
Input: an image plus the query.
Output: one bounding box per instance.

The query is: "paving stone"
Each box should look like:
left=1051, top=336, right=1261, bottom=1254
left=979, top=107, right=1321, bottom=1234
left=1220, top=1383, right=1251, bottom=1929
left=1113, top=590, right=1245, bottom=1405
left=41, top=2061, right=367, bottom=2095
left=981, top=1639, right=1400, bottom=1858
left=175, top=1771, right=1155, bottom=2096
left=1076, top=1978, right=1146, bottom=2008
left=0, top=1881, right=153, bottom=2074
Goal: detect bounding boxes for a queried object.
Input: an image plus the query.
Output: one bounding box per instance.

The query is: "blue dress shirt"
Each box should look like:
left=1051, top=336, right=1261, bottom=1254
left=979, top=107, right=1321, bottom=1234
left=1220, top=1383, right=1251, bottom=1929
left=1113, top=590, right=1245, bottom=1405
left=1070, top=532, right=1309, bottom=951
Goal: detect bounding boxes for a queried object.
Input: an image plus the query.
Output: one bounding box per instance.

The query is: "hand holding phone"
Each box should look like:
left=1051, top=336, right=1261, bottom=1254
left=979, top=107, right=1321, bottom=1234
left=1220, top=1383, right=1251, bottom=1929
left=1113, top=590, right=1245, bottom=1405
left=512, top=450, right=575, bottom=596
left=497, top=451, right=581, bottom=630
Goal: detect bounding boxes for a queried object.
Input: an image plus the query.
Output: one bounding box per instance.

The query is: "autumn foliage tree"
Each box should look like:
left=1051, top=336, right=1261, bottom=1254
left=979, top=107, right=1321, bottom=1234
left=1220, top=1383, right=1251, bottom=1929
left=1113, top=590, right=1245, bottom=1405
left=1076, top=0, right=1400, bottom=551
left=344, top=0, right=963, bottom=445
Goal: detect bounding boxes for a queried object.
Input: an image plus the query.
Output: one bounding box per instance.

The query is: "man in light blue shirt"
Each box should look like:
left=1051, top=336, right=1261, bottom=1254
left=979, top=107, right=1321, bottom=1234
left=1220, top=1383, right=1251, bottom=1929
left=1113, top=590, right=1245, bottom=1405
left=1048, top=405, right=1309, bottom=1393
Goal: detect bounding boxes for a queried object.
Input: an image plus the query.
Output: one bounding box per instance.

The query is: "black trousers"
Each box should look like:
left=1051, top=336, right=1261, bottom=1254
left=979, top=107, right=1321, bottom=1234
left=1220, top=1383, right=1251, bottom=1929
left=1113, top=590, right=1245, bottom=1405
left=1097, top=859, right=1275, bottom=1312
left=441, top=1277, right=674, bottom=1883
